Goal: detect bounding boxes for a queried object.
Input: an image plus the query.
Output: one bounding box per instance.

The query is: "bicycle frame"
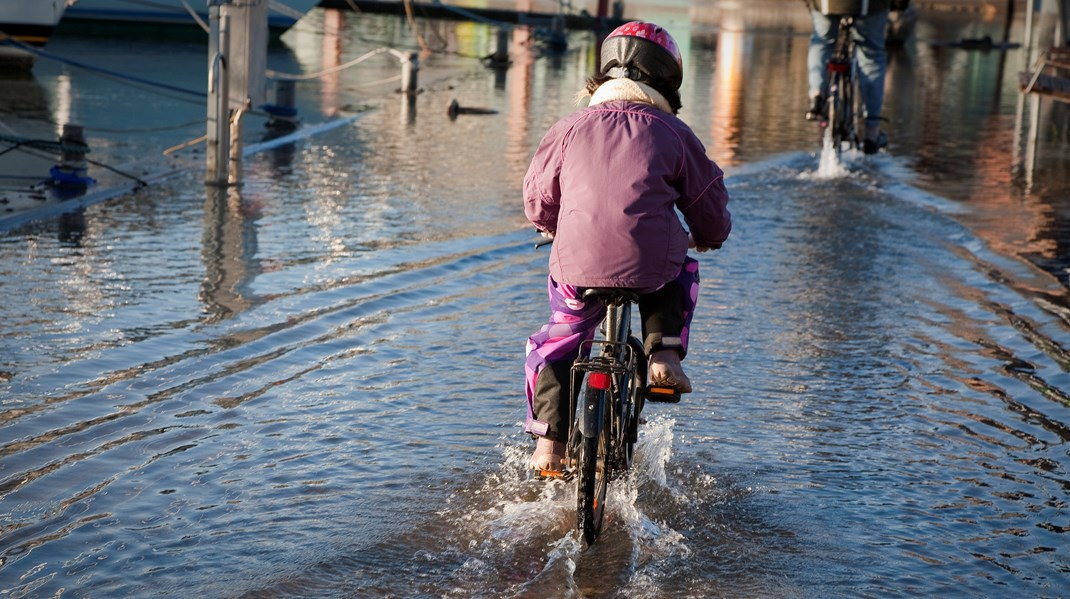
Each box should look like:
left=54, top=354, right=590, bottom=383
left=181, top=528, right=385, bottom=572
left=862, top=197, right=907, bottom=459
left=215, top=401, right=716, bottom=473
left=570, top=294, right=640, bottom=467
left=823, top=16, right=862, bottom=153
left=565, top=289, right=645, bottom=546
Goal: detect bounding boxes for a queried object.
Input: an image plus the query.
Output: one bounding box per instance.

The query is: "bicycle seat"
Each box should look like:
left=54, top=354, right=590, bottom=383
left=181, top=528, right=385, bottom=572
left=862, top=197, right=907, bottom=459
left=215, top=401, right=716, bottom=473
left=582, top=288, right=639, bottom=306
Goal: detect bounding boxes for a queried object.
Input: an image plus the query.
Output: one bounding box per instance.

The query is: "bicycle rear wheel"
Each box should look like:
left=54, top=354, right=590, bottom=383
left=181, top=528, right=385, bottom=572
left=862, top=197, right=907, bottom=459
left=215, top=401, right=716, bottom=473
left=576, top=383, right=609, bottom=546
left=622, top=336, right=646, bottom=457
left=828, top=67, right=854, bottom=152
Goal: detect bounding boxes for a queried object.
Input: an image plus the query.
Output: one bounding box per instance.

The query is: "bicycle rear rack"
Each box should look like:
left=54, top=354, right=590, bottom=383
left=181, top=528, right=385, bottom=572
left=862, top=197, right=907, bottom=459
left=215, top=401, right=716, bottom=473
left=573, top=339, right=635, bottom=378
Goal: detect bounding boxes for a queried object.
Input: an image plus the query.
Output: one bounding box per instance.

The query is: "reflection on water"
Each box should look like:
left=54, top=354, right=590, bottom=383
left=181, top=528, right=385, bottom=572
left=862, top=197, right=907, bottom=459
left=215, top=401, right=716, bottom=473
left=201, top=186, right=261, bottom=321
left=1, top=2, right=1069, bottom=597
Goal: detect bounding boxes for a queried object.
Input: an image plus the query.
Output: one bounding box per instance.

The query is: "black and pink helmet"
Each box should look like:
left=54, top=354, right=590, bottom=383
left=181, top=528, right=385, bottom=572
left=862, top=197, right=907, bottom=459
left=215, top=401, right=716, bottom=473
left=600, top=21, right=683, bottom=90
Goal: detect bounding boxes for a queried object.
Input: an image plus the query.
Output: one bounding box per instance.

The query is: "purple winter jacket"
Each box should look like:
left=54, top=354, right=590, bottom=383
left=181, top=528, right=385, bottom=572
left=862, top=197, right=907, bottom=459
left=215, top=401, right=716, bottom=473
left=524, top=100, right=731, bottom=291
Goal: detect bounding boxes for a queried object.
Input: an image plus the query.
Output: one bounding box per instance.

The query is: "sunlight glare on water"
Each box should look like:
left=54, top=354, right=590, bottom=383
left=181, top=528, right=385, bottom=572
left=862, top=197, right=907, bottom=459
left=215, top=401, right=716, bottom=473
left=1, top=1, right=1069, bottom=597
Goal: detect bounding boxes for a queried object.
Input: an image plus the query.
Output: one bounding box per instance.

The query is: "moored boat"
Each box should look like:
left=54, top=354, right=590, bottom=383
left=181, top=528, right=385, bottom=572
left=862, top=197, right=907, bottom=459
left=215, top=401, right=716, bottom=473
left=0, top=0, right=73, bottom=69
left=64, top=0, right=322, bottom=32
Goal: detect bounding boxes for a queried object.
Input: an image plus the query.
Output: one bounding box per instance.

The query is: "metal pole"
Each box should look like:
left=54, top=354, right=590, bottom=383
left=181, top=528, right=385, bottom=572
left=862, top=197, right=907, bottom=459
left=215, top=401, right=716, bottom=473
left=1060, top=0, right=1069, bottom=45
left=1025, top=93, right=1040, bottom=189
left=1023, top=0, right=1037, bottom=71
left=206, top=1, right=230, bottom=186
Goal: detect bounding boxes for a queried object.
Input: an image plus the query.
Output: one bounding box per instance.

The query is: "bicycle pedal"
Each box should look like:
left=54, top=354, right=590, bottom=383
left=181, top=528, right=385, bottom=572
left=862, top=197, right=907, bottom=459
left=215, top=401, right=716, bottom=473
left=645, top=385, right=681, bottom=403
left=534, top=469, right=566, bottom=481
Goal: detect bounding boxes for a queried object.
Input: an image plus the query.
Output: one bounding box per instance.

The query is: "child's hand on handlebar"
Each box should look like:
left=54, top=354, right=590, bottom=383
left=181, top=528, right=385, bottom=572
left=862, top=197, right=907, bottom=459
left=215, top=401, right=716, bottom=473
left=687, top=232, right=716, bottom=253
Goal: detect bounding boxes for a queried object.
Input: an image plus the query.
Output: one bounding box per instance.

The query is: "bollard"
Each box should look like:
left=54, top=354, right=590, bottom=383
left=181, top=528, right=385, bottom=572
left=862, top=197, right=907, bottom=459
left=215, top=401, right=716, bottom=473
left=50, top=124, right=95, bottom=188
left=547, top=15, right=568, bottom=52
left=447, top=99, right=498, bottom=120
left=488, top=28, right=511, bottom=67
left=401, top=52, right=419, bottom=95
left=265, top=79, right=298, bottom=134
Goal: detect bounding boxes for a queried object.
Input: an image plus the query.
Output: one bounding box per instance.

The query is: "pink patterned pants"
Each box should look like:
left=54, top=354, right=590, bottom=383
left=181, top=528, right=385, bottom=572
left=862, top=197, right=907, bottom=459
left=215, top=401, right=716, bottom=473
left=524, top=257, right=700, bottom=441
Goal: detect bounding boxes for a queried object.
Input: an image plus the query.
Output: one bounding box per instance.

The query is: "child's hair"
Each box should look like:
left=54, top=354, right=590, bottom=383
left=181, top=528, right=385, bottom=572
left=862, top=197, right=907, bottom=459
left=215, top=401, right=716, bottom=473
left=584, top=74, right=683, bottom=115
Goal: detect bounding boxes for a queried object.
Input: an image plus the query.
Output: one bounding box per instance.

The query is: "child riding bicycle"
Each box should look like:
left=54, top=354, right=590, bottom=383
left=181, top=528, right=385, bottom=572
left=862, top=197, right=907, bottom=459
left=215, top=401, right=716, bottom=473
left=522, top=22, right=733, bottom=474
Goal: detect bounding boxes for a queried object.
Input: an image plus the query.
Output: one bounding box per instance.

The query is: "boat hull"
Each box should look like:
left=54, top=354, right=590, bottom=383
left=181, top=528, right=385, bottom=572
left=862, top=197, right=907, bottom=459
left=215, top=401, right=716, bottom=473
left=0, top=0, right=70, bottom=68
left=64, top=0, right=321, bottom=31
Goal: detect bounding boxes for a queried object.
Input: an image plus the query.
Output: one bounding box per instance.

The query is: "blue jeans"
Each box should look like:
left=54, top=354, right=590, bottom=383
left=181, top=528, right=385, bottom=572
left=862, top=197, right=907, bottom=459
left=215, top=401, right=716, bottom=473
left=808, top=9, right=889, bottom=129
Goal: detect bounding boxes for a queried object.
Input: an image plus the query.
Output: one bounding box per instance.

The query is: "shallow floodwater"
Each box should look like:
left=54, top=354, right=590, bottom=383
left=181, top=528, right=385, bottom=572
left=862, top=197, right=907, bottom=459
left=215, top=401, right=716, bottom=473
left=2, top=2, right=1069, bottom=597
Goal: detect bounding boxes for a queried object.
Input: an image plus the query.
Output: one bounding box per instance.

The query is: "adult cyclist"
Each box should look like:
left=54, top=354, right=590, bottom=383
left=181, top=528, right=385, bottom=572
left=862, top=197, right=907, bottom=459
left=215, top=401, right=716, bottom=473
left=803, top=0, right=899, bottom=154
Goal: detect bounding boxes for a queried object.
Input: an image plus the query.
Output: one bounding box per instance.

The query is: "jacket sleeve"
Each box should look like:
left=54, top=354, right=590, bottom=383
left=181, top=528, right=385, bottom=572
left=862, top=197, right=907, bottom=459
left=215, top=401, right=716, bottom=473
left=675, top=132, right=731, bottom=249
left=523, top=124, right=564, bottom=234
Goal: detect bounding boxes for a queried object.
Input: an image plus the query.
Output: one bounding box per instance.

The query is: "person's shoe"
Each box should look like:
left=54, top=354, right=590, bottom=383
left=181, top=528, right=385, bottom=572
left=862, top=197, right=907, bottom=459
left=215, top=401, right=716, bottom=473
left=863, top=130, right=888, bottom=155
left=530, top=436, right=565, bottom=477
left=648, top=349, right=692, bottom=394
left=805, top=94, right=824, bottom=122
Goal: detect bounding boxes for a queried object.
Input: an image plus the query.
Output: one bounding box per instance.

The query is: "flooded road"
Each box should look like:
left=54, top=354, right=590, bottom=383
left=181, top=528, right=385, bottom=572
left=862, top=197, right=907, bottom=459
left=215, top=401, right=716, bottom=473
left=2, top=2, right=1069, bottom=597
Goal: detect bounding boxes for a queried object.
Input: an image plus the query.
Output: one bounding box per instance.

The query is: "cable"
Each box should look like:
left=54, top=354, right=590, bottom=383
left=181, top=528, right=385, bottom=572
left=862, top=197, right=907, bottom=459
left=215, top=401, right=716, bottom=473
left=0, top=33, right=206, bottom=100
left=87, top=119, right=206, bottom=134
left=0, top=134, right=90, bottom=155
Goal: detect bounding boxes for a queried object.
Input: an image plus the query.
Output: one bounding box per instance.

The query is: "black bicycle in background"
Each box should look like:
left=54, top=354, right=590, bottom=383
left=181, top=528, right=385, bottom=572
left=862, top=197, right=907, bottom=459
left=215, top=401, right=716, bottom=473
left=818, top=15, right=864, bottom=156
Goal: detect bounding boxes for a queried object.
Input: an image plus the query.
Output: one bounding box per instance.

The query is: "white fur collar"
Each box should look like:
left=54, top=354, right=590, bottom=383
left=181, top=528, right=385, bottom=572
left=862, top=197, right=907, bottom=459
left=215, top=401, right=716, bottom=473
left=587, top=78, right=672, bottom=114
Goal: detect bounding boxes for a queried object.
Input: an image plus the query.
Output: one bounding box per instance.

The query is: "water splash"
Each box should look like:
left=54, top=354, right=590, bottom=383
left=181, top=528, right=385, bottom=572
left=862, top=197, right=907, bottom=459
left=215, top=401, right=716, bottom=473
left=631, top=416, right=675, bottom=489
left=816, top=127, right=850, bottom=179
left=415, top=420, right=695, bottom=596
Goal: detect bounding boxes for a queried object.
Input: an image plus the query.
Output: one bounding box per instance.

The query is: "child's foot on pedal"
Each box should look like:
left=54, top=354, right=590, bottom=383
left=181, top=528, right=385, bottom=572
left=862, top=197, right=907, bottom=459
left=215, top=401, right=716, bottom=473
left=530, top=436, right=565, bottom=476
left=649, top=349, right=692, bottom=393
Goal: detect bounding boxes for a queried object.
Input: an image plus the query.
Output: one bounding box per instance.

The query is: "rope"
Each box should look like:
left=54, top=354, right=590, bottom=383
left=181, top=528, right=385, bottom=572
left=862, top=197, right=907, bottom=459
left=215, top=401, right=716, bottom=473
left=403, top=0, right=433, bottom=57
left=0, top=134, right=91, bottom=154
left=266, top=46, right=411, bottom=81
left=0, top=138, right=146, bottom=186
left=0, top=34, right=206, bottom=100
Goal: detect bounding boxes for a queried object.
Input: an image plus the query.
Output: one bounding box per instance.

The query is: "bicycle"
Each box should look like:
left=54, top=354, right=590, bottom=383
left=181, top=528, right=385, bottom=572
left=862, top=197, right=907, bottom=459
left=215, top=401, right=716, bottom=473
left=815, top=15, right=864, bottom=155
left=561, top=288, right=681, bottom=546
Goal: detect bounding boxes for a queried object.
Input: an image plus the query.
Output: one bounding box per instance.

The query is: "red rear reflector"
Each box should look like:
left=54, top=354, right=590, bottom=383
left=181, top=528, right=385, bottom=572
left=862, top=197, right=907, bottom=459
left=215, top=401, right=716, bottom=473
left=589, top=372, right=612, bottom=390
left=827, top=61, right=849, bottom=73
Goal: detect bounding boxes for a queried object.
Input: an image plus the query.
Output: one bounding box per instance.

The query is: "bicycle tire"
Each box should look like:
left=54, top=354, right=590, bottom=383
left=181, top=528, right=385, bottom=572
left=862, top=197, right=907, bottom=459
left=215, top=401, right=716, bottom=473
left=829, top=69, right=851, bottom=152
left=623, top=336, right=647, bottom=455
left=842, top=66, right=858, bottom=150
left=577, top=383, right=609, bottom=546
